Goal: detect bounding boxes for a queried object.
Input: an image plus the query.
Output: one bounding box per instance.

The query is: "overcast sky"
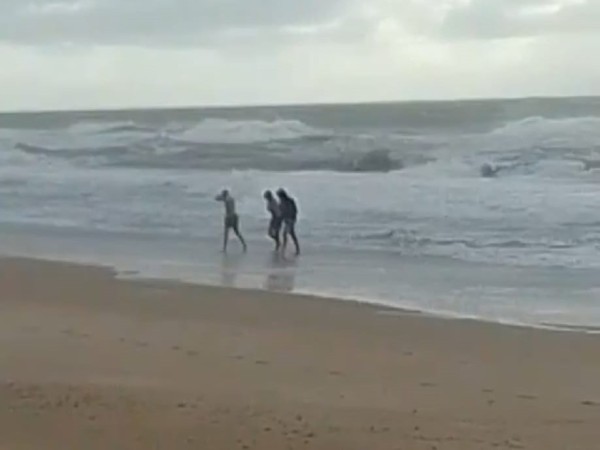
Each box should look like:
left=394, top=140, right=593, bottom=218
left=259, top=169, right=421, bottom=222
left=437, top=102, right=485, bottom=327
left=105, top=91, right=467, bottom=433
left=2, top=0, right=600, bottom=111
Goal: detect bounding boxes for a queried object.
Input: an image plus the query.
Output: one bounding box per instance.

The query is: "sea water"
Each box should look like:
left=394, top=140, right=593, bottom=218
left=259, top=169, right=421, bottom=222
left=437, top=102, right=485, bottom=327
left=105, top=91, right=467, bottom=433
left=2, top=98, right=600, bottom=330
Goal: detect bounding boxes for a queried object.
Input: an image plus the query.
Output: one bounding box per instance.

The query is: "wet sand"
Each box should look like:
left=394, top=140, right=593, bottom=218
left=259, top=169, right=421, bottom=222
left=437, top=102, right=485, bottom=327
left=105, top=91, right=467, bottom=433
left=1, top=257, right=599, bottom=449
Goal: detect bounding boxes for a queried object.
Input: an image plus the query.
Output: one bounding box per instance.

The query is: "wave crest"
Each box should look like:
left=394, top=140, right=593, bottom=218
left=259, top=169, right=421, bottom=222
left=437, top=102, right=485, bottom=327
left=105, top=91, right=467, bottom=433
left=177, top=118, right=330, bottom=144
left=5, top=114, right=600, bottom=175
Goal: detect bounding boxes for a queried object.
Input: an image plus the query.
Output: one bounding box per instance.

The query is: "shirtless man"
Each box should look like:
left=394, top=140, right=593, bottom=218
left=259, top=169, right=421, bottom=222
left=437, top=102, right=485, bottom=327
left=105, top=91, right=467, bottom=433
left=215, top=189, right=247, bottom=253
left=263, top=190, right=282, bottom=250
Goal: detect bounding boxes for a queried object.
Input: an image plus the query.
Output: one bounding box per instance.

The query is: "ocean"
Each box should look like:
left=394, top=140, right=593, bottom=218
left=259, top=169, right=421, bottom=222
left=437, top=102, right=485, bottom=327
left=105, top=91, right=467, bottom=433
left=2, top=97, right=600, bottom=330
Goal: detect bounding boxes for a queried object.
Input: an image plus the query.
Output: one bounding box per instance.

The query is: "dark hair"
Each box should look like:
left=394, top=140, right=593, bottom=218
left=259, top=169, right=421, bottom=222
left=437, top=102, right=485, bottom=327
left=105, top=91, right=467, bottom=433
left=263, top=190, right=273, bottom=199
left=276, top=188, right=288, bottom=199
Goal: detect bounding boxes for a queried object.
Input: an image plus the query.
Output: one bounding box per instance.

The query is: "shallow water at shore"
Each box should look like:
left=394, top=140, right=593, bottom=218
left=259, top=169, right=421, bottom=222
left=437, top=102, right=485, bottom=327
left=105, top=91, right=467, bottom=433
left=2, top=223, right=599, bottom=331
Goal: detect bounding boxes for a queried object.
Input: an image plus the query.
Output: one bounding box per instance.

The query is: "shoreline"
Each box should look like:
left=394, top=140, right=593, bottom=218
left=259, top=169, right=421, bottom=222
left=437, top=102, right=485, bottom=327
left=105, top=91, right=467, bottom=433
left=2, top=256, right=599, bottom=449
left=47, top=254, right=600, bottom=335
left=1, top=222, right=599, bottom=332
left=0, top=253, right=575, bottom=335
left=6, top=252, right=600, bottom=335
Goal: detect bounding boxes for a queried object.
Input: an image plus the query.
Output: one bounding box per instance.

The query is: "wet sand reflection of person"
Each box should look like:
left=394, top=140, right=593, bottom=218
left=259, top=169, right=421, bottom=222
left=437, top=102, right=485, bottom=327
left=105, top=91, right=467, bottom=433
left=263, top=251, right=297, bottom=293
left=220, top=253, right=243, bottom=288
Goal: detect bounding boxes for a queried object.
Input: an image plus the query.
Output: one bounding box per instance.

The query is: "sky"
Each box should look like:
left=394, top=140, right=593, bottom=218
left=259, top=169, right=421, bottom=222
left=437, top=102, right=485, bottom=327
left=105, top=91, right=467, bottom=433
left=2, top=0, right=600, bottom=111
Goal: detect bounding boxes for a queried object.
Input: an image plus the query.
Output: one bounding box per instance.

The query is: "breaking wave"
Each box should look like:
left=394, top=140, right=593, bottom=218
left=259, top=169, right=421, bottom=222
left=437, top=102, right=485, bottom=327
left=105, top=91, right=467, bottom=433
left=7, top=118, right=404, bottom=172
left=3, top=114, right=600, bottom=176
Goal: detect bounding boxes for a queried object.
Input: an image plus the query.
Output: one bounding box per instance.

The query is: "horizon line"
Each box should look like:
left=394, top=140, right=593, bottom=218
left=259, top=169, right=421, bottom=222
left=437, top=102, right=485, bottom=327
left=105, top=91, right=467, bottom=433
left=2, top=93, right=600, bottom=116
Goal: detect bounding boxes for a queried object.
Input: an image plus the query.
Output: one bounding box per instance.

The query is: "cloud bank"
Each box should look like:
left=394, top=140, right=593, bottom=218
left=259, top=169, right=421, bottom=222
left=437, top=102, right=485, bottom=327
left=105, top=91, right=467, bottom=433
left=2, top=0, right=600, bottom=110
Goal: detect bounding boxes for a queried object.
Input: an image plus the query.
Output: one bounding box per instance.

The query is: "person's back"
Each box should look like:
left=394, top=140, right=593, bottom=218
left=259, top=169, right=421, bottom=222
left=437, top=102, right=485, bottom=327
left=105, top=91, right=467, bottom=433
left=280, top=196, right=297, bottom=221
left=266, top=197, right=281, bottom=218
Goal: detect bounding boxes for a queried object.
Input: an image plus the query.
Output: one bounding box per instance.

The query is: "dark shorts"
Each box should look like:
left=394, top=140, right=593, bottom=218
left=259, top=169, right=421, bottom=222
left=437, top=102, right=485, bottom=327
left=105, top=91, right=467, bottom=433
left=283, top=218, right=296, bottom=233
left=268, top=216, right=283, bottom=235
left=224, top=214, right=239, bottom=229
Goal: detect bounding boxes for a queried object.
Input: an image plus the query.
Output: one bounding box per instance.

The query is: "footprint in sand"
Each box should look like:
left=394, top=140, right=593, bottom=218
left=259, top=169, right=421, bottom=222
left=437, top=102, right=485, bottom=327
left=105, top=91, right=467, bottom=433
left=61, top=329, right=91, bottom=339
left=369, top=426, right=389, bottom=434
left=517, top=394, right=537, bottom=401
left=581, top=400, right=599, bottom=407
left=505, top=438, right=525, bottom=449
left=61, top=328, right=82, bottom=338
left=420, top=382, right=437, bottom=388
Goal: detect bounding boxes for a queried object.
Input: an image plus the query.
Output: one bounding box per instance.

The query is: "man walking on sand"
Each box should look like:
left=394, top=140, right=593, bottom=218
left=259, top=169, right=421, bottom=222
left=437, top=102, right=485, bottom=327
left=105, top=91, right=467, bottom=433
left=215, top=189, right=247, bottom=253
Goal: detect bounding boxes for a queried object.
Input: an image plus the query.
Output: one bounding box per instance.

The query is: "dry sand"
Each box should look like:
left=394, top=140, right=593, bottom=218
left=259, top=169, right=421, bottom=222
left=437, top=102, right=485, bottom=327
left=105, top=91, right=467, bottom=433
left=1, top=257, right=599, bottom=450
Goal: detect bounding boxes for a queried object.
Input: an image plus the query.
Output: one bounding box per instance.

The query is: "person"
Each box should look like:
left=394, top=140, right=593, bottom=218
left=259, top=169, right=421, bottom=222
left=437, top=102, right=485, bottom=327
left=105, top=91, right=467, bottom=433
left=276, top=188, right=300, bottom=256
left=263, top=190, right=282, bottom=250
left=480, top=162, right=500, bottom=178
left=215, top=189, right=247, bottom=253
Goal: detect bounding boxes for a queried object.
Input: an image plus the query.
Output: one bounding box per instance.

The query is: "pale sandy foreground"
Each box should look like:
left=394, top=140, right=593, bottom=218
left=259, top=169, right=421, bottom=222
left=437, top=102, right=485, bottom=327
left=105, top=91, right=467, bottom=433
left=1, top=258, right=599, bottom=450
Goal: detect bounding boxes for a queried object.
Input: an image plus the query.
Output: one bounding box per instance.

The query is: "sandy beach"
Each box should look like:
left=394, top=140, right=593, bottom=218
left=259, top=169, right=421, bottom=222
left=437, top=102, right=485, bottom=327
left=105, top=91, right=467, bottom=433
left=1, top=257, right=599, bottom=450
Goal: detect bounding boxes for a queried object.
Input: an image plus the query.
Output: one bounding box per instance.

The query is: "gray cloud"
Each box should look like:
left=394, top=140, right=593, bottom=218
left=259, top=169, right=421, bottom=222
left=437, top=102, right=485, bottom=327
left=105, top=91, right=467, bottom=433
left=2, top=0, right=600, bottom=111
left=440, top=0, right=600, bottom=39
left=0, top=0, right=358, bottom=45
left=3, top=0, right=600, bottom=48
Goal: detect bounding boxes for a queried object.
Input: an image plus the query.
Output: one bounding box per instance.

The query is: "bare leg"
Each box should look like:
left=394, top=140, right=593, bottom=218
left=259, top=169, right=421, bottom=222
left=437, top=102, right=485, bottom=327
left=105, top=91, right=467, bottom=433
left=281, top=229, right=288, bottom=255
left=274, top=232, right=281, bottom=251
left=269, top=227, right=281, bottom=251
left=281, top=221, right=300, bottom=256
left=223, top=227, right=231, bottom=253
left=289, top=228, right=300, bottom=255
left=233, top=225, right=247, bottom=252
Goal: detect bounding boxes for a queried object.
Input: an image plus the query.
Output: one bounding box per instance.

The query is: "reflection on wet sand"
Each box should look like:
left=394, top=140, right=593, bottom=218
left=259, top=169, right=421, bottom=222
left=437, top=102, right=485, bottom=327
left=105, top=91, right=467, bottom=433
left=220, top=253, right=244, bottom=287
left=263, top=252, right=297, bottom=293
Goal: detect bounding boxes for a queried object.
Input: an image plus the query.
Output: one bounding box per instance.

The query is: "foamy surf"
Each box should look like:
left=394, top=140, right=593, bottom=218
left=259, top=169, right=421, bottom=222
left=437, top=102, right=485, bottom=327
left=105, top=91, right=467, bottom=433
left=1, top=98, right=600, bottom=328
